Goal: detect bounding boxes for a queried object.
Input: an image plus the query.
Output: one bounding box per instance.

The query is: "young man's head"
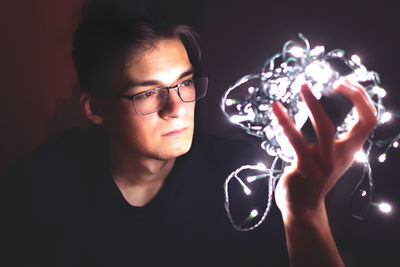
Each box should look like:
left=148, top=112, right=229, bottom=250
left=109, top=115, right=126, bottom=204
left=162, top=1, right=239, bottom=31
left=73, top=1, right=206, bottom=161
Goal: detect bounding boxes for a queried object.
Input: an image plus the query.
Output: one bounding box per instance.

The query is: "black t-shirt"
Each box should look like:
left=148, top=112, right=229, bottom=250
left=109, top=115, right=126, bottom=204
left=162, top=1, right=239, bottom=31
left=3, top=127, right=288, bottom=267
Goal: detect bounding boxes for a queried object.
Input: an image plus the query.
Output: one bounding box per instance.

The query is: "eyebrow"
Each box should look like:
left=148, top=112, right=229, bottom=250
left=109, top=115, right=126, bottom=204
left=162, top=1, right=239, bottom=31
left=124, top=68, right=194, bottom=91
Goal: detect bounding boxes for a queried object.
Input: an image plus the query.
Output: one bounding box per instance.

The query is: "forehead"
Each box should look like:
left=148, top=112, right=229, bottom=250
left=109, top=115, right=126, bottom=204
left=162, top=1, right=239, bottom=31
left=123, top=38, right=192, bottom=86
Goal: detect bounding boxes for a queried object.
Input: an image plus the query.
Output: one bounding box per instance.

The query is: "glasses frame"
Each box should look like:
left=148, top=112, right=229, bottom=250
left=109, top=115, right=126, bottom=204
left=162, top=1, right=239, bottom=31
left=114, top=77, right=208, bottom=115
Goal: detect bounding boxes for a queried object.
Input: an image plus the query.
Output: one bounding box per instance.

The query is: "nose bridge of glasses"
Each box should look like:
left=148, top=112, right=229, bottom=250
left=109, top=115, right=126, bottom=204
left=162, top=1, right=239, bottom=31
left=166, top=83, right=183, bottom=100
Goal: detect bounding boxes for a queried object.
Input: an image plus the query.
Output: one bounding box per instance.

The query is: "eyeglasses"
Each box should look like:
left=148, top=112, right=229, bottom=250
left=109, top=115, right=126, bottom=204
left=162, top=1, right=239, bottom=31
left=114, top=77, right=208, bottom=115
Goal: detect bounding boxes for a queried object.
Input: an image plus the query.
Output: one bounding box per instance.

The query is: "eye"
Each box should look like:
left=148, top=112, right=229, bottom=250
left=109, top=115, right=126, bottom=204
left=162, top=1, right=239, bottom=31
left=144, top=91, right=156, bottom=97
left=136, top=89, right=158, bottom=100
left=181, top=79, right=194, bottom=87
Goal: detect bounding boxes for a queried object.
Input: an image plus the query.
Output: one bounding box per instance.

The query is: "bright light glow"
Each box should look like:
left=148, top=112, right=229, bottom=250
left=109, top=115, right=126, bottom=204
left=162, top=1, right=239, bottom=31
left=291, top=74, right=306, bottom=93
left=288, top=46, right=303, bottom=57
left=247, top=173, right=268, bottom=183
left=256, top=162, right=267, bottom=171
left=243, top=187, right=252, bottom=195
left=263, top=72, right=273, bottom=79
left=372, top=86, right=387, bottom=98
left=235, top=177, right=252, bottom=195
left=305, top=60, right=335, bottom=87
left=222, top=33, right=396, bottom=230
left=380, top=112, right=392, bottom=124
left=230, top=113, right=255, bottom=123
left=247, top=176, right=256, bottom=183
left=226, top=99, right=234, bottom=106
left=393, top=141, right=398, bottom=148
left=354, top=150, right=367, bottom=163
left=378, top=89, right=387, bottom=98
left=222, top=34, right=383, bottom=165
left=250, top=209, right=259, bottom=217
left=351, top=54, right=361, bottom=65
left=258, top=104, right=269, bottom=111
left=276, top=132, right=296, bottom=160
left=294, top=102, right=309, bottom=129
left=378, top=202, right=392, bottom=213
left=310, top=45, right=325, bottom=57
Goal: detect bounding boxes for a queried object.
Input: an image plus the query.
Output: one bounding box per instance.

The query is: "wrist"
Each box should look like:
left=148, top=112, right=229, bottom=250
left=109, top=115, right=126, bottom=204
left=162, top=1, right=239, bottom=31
left=281, top=201, right=344, bottom=267
left=281, top=200, right=327, bottom=227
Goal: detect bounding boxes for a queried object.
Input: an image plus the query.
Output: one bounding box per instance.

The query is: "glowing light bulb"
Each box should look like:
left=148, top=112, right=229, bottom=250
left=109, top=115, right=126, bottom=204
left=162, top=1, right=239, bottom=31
left=250, top=209, right=259, bottom=218
left=310, top=45, right=325, bottom=57
left=243, top=186, right=252, bottom=195
left=378, top=202, right=392, bottom=213
left=379, top=89, right=387, bottom=98
left=378, top=154, right=386, bottom=163
left=258, top=104, right=269, bottom=111
left=246, top=173, right=268, bottom=183
left=234, top=176, right=252, bottom=195
left=393, top=141, right=399, bottom=148
left=304, top=60, right=335, bottom=87
left=354, top=150, right=367, bottom=163
left=230, top=113, right=255, bottom=123
left=288, top=46, right=303, bottom=57
left=380, top=112, right=392, bottom=124
left=226, top=99, right=234, bottom=106
left=247, top=176, right=256, bottom=183
left=256, top=162, right=267, bottom=171
left=351, top=54, right=361, bottom=65
left=360, top=190, right=367, bottom=197
left=372, top=86, right=387, bottom=98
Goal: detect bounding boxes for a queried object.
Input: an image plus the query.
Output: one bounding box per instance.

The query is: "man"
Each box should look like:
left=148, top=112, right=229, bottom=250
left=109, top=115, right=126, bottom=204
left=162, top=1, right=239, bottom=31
left=4, top=0, right=377, bottom=266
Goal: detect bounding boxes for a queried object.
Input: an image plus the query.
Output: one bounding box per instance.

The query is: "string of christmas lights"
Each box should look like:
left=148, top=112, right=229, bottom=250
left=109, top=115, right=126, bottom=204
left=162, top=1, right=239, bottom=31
left=221, top=33, right=399, bottom=231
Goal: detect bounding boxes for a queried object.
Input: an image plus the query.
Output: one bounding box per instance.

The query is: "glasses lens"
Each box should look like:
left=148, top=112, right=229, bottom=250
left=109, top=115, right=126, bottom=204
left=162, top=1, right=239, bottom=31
left=133, top=88, right=168, bottom=115
left=179, top=77, right=208, bottom=102
left=132, top=77, right=208, bottom=115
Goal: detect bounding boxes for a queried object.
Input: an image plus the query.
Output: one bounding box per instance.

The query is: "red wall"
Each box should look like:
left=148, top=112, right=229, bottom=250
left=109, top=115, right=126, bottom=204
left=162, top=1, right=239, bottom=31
left=0, top=0, right=86, bottom=171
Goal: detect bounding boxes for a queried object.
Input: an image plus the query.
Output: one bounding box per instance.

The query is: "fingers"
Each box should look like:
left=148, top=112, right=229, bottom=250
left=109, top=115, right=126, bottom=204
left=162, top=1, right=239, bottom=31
left=272, top=101, right=309, bottom=159
left=300, top=84, right=334, bottom=163
left=334, top=78, right=378, bottom=145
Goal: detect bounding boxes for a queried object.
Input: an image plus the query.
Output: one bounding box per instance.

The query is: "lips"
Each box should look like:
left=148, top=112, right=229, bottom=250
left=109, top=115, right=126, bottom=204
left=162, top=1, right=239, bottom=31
left=162, top=127, right=189, bottom=137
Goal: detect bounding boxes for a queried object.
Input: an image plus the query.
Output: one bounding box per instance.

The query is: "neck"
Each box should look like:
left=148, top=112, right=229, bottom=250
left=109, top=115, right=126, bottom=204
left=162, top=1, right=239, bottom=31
left=109, top=144, right=175, bottom=207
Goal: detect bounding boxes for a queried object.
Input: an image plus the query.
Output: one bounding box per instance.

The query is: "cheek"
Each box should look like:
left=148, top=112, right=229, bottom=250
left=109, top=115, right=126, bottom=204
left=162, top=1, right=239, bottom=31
left=102, top=102, right=144, bottom=138
left=187, top=102, right=196, bottom=120
left=119, top=113, right=155, bottom=138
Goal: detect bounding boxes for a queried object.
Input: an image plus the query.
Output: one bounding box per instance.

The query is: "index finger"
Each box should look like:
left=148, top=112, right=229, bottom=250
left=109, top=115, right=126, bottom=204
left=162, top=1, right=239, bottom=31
left=272, top=101, right=309, bottom=159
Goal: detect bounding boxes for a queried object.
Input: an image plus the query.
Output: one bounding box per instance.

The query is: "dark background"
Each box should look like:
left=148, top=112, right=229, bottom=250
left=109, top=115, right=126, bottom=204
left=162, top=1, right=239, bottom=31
left=1, top=0, right=399, bottom=266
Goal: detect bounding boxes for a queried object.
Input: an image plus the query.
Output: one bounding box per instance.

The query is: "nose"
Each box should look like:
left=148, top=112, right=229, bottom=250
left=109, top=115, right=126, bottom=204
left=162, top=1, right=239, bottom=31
left=159, top=88, right=188, bottom=118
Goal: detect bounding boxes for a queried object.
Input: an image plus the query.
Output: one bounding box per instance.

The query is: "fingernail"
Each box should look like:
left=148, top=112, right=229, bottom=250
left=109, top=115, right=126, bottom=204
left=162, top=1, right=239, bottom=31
left=272, top=101, right=287, bottom=113
left=300, top=82, right=313, bottom=96
left=301, top=81, right=312, bottom=90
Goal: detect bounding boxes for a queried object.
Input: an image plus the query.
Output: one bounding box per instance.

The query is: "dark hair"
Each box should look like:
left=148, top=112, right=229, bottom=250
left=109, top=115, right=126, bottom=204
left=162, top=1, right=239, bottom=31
left=72, top=0, right=203, bottom=98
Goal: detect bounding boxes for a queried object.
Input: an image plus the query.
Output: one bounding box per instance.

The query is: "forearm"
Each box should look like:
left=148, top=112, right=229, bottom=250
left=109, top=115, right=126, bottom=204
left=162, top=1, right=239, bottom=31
left=283, top=202, right=344, bottom=267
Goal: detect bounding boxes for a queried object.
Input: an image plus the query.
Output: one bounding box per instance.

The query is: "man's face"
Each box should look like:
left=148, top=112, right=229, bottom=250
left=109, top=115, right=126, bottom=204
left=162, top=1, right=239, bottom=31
left=100, top=38, right=196, bottom=161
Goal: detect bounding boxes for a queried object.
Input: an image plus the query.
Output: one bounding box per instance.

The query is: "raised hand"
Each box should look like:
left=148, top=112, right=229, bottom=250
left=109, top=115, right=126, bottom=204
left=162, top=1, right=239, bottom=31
left=272, top=78, right=377, bottom=267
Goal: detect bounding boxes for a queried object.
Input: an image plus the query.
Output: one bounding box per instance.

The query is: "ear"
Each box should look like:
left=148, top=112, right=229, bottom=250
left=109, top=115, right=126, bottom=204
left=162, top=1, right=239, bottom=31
left=80, top=91, right=103, bottom=125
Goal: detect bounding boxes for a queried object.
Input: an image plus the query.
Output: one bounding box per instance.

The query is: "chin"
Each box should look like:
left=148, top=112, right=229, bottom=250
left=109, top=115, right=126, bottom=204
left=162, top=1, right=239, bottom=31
left=157, top=131, right=193, bottom=160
